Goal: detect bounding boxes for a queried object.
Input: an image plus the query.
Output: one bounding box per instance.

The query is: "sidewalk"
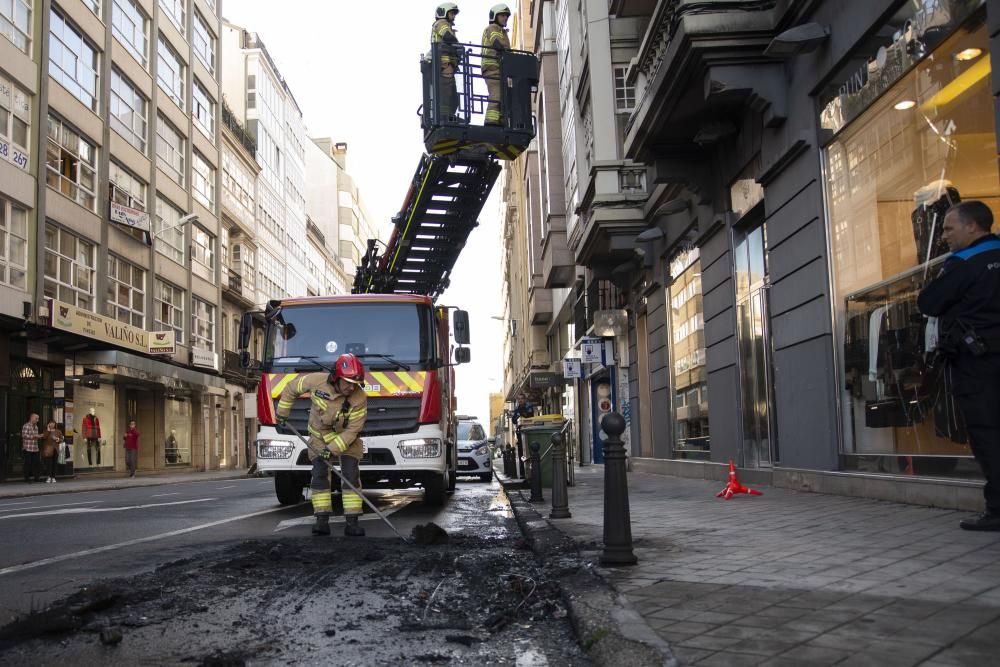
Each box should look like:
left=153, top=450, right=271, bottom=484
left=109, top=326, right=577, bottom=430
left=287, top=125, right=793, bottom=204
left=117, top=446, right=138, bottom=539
left=507, top=466, right=1000, bottom=667
left=0, top=469, right=253, bottom=499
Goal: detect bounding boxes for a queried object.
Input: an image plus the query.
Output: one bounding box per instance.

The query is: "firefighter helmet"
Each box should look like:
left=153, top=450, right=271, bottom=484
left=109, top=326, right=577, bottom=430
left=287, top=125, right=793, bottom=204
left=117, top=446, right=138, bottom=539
left=489, top=3, right=511, bottom=21
left=333, top=353, right=365, bottom=386
left=436, top=3, right=459, bottom=19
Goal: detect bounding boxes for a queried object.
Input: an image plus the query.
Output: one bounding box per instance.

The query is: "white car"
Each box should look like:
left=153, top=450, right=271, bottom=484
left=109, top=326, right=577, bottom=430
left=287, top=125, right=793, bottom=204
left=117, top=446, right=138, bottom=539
left=456, top=420, right=492, bottom=482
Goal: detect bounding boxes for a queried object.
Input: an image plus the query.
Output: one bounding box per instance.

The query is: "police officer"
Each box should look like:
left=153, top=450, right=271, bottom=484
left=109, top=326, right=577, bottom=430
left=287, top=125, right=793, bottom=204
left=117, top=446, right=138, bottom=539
left=277, top=353, right=369, bottom=537
left=432, top=3, right=461, bottom=120
left=481, top=4, right=511, bottom=127
left=918, top=200, right=1000, bottom=531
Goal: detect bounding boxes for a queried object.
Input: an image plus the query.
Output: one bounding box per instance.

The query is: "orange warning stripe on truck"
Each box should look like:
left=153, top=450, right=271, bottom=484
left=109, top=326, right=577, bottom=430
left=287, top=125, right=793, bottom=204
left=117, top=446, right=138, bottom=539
left=267, top=371, right=428, bottom=398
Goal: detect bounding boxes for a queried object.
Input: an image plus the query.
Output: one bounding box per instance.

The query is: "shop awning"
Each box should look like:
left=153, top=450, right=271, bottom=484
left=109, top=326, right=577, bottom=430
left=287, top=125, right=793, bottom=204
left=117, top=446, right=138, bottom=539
left=74, top=350, right=226, bottom=396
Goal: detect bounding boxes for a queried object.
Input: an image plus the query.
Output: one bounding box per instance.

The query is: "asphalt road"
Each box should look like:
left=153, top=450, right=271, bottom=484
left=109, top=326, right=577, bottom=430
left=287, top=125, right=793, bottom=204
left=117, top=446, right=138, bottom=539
left=0, top=474, right=496, bottom=627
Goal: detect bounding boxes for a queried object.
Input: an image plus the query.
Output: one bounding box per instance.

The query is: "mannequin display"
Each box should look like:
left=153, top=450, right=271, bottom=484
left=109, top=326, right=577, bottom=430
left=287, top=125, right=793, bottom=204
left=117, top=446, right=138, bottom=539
left=165, top=429, right=179, bottom=464
left=912, top=181, right=960, bottom=265
left=82, top=408, right=102, bottom=466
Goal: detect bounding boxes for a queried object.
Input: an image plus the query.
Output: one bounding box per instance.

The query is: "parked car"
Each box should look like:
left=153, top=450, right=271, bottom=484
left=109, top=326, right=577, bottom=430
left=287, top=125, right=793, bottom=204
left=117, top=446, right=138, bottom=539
left=456, top=419, right=492, bottom=482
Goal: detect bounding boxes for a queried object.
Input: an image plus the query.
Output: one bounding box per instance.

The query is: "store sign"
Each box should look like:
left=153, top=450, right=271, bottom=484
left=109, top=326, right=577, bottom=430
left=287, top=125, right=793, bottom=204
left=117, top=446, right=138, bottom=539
left=26, top=340, right=47, bottom=361
left=49, top=299, right=175, bottom=356
left=0, top=137, right=28, bottom=170
left=528, top=372, right=563, bottom=389
left=0, top=76, right=29, bottom=171
left=191, top=347, right=218, bottom=369
left=109, top=200, right=151, bottom=233
left=581, top=340, right=603, bottom=364
left=562, top=359, right=582, bottom=379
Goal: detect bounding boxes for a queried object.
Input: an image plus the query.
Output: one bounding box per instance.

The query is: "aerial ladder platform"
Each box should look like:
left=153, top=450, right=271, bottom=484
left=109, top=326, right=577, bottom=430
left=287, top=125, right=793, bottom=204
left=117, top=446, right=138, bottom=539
left=353, top=42, right=539, bottom=298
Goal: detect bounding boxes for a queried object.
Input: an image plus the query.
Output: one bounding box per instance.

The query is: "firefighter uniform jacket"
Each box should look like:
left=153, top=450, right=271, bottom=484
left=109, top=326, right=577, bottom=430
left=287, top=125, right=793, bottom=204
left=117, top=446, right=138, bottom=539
left=431, top=18, right=459, bottom=64
left=276, top=373, right=368, bottom=460
left=481, top=22, right=510, bottom=71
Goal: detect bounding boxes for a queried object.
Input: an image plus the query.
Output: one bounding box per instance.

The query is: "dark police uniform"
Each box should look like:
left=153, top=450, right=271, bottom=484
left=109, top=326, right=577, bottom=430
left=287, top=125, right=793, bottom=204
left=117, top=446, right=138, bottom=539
left=918, top=234, right=1000, bottom=517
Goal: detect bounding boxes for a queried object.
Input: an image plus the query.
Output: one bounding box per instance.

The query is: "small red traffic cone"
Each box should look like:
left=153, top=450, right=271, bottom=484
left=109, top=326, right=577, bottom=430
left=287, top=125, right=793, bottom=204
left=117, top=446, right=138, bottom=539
left=716, top=460, right=762, bottom=499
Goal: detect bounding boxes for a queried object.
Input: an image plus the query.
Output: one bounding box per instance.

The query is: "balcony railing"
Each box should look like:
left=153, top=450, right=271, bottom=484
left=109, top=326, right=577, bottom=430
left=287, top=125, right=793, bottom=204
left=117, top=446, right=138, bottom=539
left=227, top=269, right=242, bottom=293
left=222, top=100, right=256, bottom=158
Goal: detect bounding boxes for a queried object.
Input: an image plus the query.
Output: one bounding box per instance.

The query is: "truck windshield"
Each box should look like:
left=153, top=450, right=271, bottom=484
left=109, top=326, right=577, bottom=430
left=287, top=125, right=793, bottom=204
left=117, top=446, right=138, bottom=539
left=264, top=303, right=434, bottom=371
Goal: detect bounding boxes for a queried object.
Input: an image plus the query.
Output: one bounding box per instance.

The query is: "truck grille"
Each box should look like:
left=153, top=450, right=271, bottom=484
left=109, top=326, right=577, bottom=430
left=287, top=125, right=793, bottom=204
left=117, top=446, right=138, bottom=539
left=276, top=397, right=422, bottom=438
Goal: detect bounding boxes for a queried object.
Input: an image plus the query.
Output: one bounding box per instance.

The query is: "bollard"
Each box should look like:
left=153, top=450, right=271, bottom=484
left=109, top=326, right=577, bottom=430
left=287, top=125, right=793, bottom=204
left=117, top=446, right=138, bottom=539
left=516, top=426, right=526, bottom=478
left=549, top=431, right=571, bottom=519
left=528, top=441, right=544, bottom=502
left=503, top=445, right=516, bottom=478
left=600, top=412, right=637, bottom=566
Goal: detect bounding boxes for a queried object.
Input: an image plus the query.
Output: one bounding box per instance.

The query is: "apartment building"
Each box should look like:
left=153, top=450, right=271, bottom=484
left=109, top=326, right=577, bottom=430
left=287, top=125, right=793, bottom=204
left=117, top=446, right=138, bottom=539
left=0, top=0, right=232, bottom=478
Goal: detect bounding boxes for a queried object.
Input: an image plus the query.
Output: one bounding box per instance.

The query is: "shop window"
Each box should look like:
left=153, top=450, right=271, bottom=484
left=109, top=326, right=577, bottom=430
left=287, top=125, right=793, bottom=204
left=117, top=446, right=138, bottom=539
left=43, top=224, right=95, bottom=309
left=71, top=384, right=115, bottom=470
left=46, top=114, right=97, bottom=211
left=0, top=196, right=28, bottom=290
left=0, top=0, right=31, bottom=53
left=112, top=0, right=148, bottom=67
left=106, top=255, right=145, bottom=328
left=0, top=72, right=31, bottom=171
left=154, top=196, right=185, bottom=264
left=49, top=7, right=99, bottom=111
left=826, top=12, right=998, bottom=469
left=164, top=397, right=191, bottom=465
left=669, top=248, right=709, bottom=458
left=155, top=278, right=184, bottom=339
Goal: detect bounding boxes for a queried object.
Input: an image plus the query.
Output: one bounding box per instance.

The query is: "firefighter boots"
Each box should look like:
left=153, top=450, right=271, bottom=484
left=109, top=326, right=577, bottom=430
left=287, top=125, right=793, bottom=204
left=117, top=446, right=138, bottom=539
left=344, top=515, right=366, bottom=537
left=312, top=515, right=331, bottom=536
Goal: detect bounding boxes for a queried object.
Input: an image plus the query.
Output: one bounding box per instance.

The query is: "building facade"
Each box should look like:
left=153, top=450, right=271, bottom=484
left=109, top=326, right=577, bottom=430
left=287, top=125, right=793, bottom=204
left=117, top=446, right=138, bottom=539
left=502, top=0, right=1000, bottom=506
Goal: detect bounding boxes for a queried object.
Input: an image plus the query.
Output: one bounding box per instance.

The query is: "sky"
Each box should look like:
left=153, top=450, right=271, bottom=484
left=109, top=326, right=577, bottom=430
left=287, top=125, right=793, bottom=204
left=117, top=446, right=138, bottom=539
left=224, top=1, right=508, bottom=423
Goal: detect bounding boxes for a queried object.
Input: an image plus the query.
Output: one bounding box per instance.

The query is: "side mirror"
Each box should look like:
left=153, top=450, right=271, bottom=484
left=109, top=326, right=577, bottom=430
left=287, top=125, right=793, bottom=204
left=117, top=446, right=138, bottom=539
left=454, top=347, right=471, bottom=364
left=238, top=312, right=253, bottom=351
left=453, top=309, right=470, bottom=345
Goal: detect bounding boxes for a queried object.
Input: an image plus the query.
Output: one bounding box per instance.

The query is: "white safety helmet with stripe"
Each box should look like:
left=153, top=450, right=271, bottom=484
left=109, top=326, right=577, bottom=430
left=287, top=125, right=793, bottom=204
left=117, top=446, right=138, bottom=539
left=436, top=2, right=459, bottom=19
left=489, top=3, right=511, bottom=22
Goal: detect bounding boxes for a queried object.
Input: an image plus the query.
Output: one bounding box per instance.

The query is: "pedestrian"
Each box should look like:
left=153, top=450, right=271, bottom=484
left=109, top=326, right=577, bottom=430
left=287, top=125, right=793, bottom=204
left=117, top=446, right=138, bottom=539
left=41, top=420, right=63, bottom=484
left=20, top=413, right=41, bottom=483
left=431, top=3, right=461, bottom=120
left=123, top=420, right=140, bottom=477
left=481, top=4, right=511, bottom=126
left=276, top=353, right=369, bottom=537
left=918, top=200, right=1000, bottom=531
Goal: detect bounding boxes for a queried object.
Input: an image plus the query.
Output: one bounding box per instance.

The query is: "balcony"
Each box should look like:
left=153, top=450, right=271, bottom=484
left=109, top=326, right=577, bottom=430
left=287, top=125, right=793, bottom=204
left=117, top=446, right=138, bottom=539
left=222, top=349, right=258, bottom=385
left=223, top=268, right=255, bottom=307
left=571, top=161, right=648, bottom=268
left=222, top=100, right=257, bottom=158
left=529, top=285, right=552, bottom=325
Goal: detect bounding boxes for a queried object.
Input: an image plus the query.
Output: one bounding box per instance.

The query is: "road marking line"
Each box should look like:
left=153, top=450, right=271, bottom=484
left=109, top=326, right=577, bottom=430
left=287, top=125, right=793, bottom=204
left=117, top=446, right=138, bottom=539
left=0, top=503, right=301, bottom=577
left=0, top=501, right=36, bottom=508
left=0, top=498, right=217, bottom=520
left=0, top=500, right=104, bottom=514
left=151, top=492, right=181, bottom=497
left=216, top=485, right=236, bottom=489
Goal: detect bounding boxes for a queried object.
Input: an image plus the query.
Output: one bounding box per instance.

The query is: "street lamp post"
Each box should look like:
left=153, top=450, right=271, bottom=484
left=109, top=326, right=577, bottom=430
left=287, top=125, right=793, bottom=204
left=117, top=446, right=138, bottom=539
left=152, top=213, right=198, bottom=241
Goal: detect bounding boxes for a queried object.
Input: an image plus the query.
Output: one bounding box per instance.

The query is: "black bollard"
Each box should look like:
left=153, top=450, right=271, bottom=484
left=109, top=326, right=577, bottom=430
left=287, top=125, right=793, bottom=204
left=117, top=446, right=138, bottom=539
left=516, top=426, right=526, bottom=478
left=528, top=441, right=544, bottom=502
left=549, top=431, right=571, bottom=519
left=600, top=412, right=637, bottom=566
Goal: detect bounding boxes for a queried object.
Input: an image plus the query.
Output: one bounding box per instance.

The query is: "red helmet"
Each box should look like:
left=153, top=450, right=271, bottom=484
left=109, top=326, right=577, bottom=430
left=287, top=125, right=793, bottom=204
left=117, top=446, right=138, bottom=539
left=333, top=353, right=365, bottom=385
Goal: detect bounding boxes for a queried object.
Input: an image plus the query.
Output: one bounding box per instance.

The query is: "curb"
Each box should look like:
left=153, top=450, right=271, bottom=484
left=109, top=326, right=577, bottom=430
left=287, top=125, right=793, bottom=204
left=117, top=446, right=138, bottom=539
left=498, top=476, right=677, bottom=667
left=0, top=471, right=253, bottom=499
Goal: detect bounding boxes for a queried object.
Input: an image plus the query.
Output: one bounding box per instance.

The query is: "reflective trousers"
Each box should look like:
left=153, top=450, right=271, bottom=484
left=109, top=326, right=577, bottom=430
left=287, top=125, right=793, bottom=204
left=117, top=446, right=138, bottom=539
left=440, top=61, right=458, bottom=119
left=310, top=455, right=363, bottom=517
left=483, top=66, right=502, bottom=125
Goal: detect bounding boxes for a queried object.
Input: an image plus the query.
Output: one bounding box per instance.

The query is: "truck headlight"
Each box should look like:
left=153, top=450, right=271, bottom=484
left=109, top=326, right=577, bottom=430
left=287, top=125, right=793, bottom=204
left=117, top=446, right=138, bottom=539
left=398, top=438, right=442, bottom=458
left=257, top=440, right=294, bottom=459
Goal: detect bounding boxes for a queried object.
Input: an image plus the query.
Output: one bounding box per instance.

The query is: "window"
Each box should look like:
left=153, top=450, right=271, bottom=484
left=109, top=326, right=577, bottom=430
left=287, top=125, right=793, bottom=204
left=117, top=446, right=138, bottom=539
left=157, top=34, right=184, bottom=109
left=46, top=114, right=97, bottom=211
left=154, top=279, right=184, bottom=339
left=43, top=224, right=95, bottom=310
left=192, top=151, right=215, bottom=210
left=109, top=161, right=146, bottom=211
left=669, top=248, right=709, bottom=456
left=0, top=0, right=31, bottom=53
left=49, top=7, right=99, bottom=111
left=0, top=72, right=31, bottom=170
left=192, top=11, right=214, bottom=72
left=191, top=224, right=215, bottom=278
left=220, top=227, right=228, bottom=269
left=192, top=79, right=214, bottom=138
left=110, top=69, right=148, bottom=153
left=83, top=0, right=100, bottom=16
left=0, top=196, right=28, bottom=290
left=192, top=297, right=215, bottom=351
left=107, top=255, right=145, bottom=327
left=222, top=147, right=255, bottom=224
left=155, top=114, right=184, bottom=185
left=158, top=0, right=183, bottom=31
left=112, top=0, right=148, bottom=67
left=154, top=196, right=185, bottom=264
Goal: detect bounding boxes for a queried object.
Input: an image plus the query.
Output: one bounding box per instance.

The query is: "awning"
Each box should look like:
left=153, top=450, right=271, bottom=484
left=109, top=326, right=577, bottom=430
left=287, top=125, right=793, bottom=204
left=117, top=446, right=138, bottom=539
left=74, top=350, right=226, bottom=396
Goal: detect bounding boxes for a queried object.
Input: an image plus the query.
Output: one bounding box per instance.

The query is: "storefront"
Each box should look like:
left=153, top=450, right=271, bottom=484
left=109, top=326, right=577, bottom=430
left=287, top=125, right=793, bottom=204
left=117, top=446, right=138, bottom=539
left=821, top=0, right=996, bottom=477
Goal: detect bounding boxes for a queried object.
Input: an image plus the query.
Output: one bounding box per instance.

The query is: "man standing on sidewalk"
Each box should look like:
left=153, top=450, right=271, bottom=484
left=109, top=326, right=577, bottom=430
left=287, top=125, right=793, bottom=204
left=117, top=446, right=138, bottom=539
left=20, top=413, right=41, bottom=483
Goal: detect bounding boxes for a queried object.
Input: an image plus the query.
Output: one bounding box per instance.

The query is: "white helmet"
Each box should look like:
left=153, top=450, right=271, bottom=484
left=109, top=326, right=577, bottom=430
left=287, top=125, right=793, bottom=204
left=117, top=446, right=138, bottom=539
left=489, top=3, right=511, bottom=22
left=436, top=3, right=459, bottom=19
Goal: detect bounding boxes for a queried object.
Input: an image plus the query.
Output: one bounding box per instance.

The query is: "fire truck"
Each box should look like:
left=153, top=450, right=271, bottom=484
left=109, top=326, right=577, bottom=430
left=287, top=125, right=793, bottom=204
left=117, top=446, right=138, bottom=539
left=239, top=41, right=538, bottom=505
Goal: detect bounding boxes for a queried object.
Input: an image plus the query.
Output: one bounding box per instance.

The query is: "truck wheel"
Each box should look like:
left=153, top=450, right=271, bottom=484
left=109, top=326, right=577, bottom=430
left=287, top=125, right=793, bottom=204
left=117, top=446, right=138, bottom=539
left=424, top=473, right=446, bottom=506
left=274, top=472, right=304, bottom=505
left=447, top=469, right=457, bottom=493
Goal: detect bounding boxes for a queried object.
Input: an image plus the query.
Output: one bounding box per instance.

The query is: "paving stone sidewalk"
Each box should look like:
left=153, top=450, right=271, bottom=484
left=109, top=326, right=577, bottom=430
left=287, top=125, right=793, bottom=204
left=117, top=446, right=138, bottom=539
left=543, top=466, right=1000, bottom=666
left=0, top=469, right=252, bottom=499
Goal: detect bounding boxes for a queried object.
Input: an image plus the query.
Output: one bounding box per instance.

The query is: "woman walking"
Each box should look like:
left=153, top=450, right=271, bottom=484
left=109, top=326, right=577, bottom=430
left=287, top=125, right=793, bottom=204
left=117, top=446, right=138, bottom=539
left=41, top=420, right=63, bottom=483
left=124, top=420, right=140, bottom=477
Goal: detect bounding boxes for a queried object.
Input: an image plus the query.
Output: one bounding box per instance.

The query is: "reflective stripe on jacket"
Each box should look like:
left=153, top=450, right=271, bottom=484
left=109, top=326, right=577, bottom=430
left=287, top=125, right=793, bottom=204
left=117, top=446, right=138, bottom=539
left=431, top=19, right=459, bottom=64
left=276, top=372, right=368, bottom=457
left=481, top=23, right=510, bottom=70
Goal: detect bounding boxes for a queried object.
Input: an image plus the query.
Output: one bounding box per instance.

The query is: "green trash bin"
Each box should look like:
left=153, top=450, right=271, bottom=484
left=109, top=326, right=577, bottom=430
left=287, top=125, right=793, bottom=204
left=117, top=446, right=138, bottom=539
left=520, top=416, right=565, bottom=488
